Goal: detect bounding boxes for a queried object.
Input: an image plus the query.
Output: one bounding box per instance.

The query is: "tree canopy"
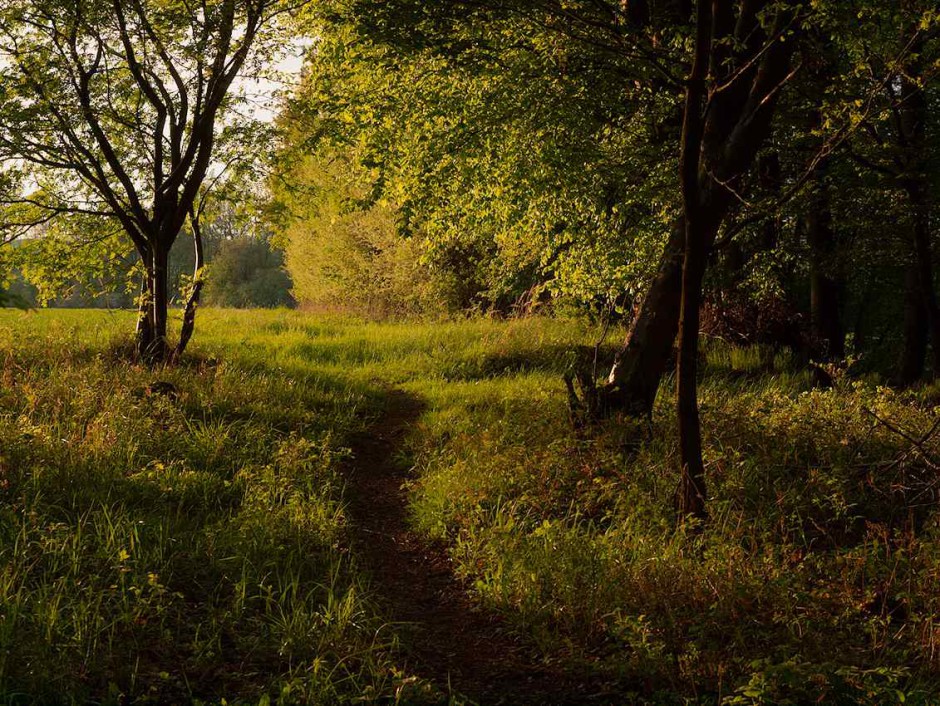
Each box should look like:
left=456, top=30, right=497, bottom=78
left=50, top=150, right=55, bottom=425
left=265, top=0, right=940, bottom=520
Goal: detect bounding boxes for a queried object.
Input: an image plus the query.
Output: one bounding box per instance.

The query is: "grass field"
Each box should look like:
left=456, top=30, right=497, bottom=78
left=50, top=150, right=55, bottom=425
left=2, top=308, right=940, bottom=704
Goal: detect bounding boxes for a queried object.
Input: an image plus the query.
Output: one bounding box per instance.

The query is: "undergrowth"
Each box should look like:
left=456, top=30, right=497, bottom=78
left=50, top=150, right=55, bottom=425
left=404, top=337, right=940, bottom=704
left=0, top=310, right=438, bottom=705
left=3, top=309, right=940, bottom=704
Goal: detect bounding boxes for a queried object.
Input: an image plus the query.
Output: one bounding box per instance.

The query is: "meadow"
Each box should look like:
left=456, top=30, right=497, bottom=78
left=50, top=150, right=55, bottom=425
left=1, top=308, right=940, bottom=704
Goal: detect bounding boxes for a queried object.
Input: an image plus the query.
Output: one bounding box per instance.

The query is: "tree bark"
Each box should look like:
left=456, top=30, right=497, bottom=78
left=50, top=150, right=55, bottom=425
left=910, top=184, right=940, bottom=376
left=672, top=0, right=711, bottom=524
left=135, top=271, right=156, bottom=357
left=602, top=220, right=684, bottom=417
left=140, top=244, right=171, bottom=364
left=899, top=263, right=929, bottom=385
left=896, top=55, right=938, bottom=382
left=173, top=214, right=205, bottom=362
left=676, top=220, right=709, bottom=521
left=595, top=2, right=801, bottom=420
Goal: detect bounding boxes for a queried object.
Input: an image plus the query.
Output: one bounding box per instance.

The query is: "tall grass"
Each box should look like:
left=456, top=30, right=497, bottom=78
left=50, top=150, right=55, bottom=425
left=397, top=326, right=940, bottom=703
left=0, top=309, right=440, bottom=704
left=3, top=308, right=939, bottom=703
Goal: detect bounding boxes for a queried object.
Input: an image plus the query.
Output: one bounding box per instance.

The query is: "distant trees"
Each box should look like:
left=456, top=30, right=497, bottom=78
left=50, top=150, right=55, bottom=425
left=270, top=143, right=447, bottom=316
left=2, top=207, right=293, bottom=310
left=0, top=0, right=298, bottom=361
left=202, top=238, right=293, bottom=309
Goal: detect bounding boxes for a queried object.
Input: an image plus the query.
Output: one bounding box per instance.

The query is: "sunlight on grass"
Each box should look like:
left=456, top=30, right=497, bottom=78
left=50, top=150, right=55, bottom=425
left=1, top=308, right=939, bottom=703
left=0, top=309, right=437, bottom=704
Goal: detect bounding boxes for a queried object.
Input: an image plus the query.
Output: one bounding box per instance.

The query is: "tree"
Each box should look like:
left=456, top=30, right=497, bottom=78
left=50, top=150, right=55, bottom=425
left=0, top=0, right=297, bottom=362
left=295, top=0, right=939, bottom=521
left=192, top=207, right=294, bottom=309
left=665, top=0, right=804, bottom=519
left=827, top=0, right=940, bottom=382
left=279, top=10, right=676, bottom=318
left=888, top=9, right=939, bottom=383
left=310, top=0, right=808, bottom=519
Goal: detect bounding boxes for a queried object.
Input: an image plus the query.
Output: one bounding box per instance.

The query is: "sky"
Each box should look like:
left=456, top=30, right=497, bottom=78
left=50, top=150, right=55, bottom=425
left=238, top=43, right=309, bottom=123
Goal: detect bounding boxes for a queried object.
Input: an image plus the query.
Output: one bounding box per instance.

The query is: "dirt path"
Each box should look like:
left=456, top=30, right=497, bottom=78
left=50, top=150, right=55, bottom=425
left=344, top=388, right=607, bottom=705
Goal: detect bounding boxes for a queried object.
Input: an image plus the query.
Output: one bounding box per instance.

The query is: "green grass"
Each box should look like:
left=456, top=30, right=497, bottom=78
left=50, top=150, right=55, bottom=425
left=2, top=308, right=940, bottom=704
left=0, top=309, right=437, bottom=704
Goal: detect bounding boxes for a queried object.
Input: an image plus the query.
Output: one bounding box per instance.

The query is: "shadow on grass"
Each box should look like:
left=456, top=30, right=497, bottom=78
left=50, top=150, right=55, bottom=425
left=0, top=343, right=409, bottom=704
left=442, top=343, right=622, bottom=382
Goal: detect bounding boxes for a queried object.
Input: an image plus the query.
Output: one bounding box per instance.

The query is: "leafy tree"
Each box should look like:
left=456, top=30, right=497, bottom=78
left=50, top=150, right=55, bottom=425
left=838, top=1, right=940, bottom=383
left=280, top=1, right=934, bottom=528
left=278, top=6, right=678, bottom=317
left=0, top=0, right=298, bottom=361
left=298, top=0, right=814, bottom=520
left=202, top=237, right=293, bottom=309
left=14, top=216, right=137, bottom=307
left=271, top=144, right=446, bottom=316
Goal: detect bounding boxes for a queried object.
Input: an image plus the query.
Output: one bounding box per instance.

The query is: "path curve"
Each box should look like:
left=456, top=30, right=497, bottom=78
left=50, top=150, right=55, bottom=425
left=344, top=388, right=607, bottom=705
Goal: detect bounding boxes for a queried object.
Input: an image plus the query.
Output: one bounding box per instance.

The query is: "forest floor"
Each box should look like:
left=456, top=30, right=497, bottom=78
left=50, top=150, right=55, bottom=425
left=2, top=308, right=940, bottom=705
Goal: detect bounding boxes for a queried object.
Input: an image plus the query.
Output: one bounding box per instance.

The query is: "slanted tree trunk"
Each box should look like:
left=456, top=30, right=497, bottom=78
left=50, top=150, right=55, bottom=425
left=173, top=212, right=206, bottom=362
left=592, top=5, right=802, bottom=424
left=602, top=221, right=684, bottom=417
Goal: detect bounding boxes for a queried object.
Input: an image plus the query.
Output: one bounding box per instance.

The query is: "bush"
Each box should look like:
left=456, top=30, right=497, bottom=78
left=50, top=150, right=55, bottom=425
left=202, top=237, right=294, bottom=308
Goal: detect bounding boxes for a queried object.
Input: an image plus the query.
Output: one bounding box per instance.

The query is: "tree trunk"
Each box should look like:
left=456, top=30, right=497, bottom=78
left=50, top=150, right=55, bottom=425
left=897, top=179, right=940, bottom=385
left=672, top=0, right=712, bottom=524
left=173, top=214, right=205, bottom=362
left=135, top=269, right=156, bottom=357
left=897, top=57, right=938, bottom=382
left=581, top=0, right=798, bottom=430
left=899, top=262, right=929, bottom=385
left=601, top=220, right=684, bottom=416
left=852, top=286, right=871, bottom=353
left=140, top=244, right=171, bottom=365
left=675, top=219, right=708, bottom=521
left=806, top=163, right=844, bottom=359
left=910, top=186, right=940, bottom=376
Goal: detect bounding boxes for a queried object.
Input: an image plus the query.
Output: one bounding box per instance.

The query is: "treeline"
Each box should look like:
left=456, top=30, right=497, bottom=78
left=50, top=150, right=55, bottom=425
left=1, top=0, right=937, bottom=521
left=267, top=0, right=940, bottom=520
left=2, top=211, right=293, bottom=310
left=274, top=0, right=939, bottom=382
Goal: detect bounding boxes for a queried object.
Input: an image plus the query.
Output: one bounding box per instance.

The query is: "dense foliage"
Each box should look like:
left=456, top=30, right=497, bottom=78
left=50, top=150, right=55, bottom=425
left=272, top=0, right=939, bottom=366
left=272, top=10, right=677, bottom=315
left=267, top=0, right=940, bottom=522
